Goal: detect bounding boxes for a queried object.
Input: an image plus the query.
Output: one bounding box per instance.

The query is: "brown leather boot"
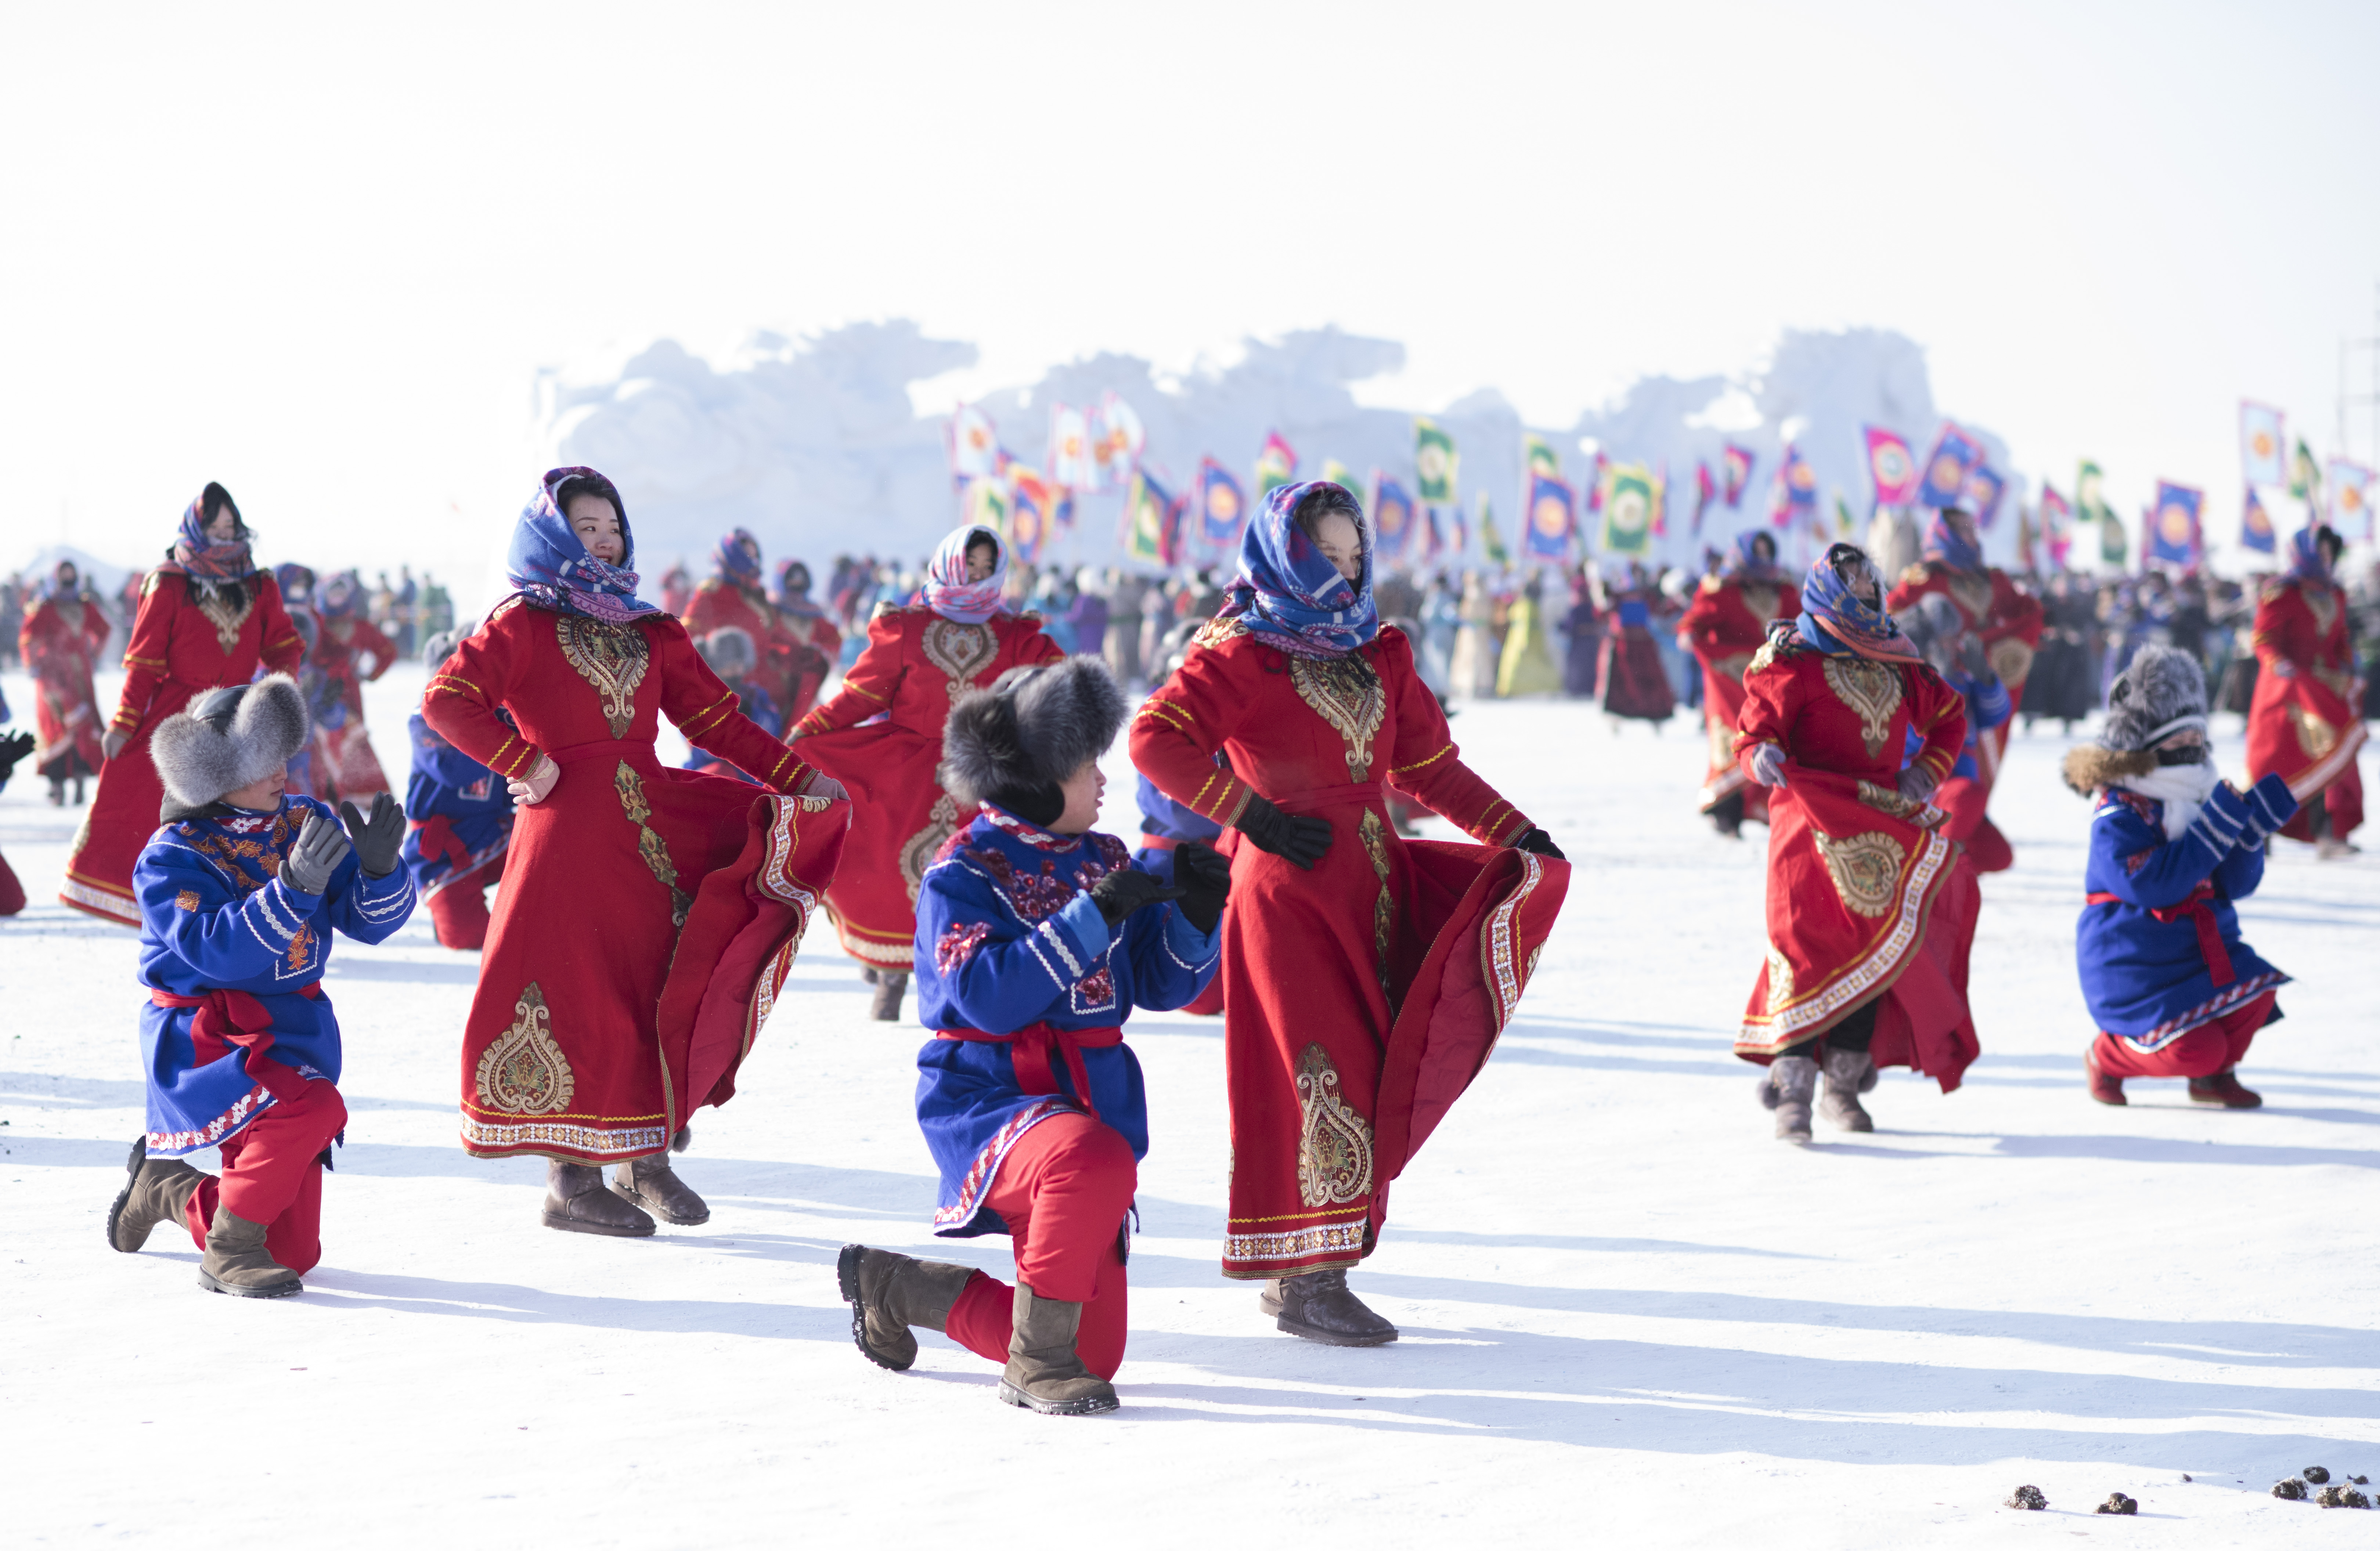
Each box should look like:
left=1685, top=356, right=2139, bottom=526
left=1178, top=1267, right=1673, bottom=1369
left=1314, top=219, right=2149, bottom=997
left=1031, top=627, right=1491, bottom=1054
left=611, top=1153, right=709, bottom=1225
left=2188, top=1068, right=2263, bottom=1108
left=198, top=1206, right=303, bottom=1297
left=837, top=1244, right=980, bottom=1371
left=106, top=1137, right=207, bottom=1252
left=998, top=1282, right=1119, bottom=1415
left=542, top=1160, right=655, bottom=1237
left=2084, top=1046, right=2127, bottom=1105
left=870, top=971, right=908, bottom=1022
left=1261, top=1266, right=1399, bottom=1346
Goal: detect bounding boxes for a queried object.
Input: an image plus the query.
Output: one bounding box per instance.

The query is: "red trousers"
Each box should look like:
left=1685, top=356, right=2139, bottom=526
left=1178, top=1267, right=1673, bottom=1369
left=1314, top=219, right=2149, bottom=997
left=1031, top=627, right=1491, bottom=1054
left=2092, top=990, right=2276, bottom=1080
left=426, top=876, right=494, bottom=950
left=1936, top=777, right=2013, bottom=874
left=942, top=1111, right=1136, bottom=1381
left=0, top=850, right=24, bottom=916
left=180, top=1079, right=348, bottom=1274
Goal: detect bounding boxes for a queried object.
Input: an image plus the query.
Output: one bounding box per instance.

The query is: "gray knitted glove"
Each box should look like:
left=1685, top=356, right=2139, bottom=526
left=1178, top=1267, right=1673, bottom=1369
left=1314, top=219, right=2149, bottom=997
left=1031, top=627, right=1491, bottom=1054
left=280, top=810, right=353, bottom=896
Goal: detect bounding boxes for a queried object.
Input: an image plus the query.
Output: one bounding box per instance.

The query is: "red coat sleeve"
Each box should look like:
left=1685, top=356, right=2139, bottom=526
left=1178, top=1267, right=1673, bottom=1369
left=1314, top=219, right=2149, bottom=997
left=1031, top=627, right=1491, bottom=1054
left=655, top=621, right=814, bottom=792
left=1377, top=629, right=1532, bottom=843
left=1680, top=582, right=1728, bottom=662
left=793, top=609, right=909, bottom=737
left=1905, top=664, right=1969, bottom=784
left=421, top=605, right=546, bottom=781
left=2250, top=584, right=2310, bottom=672
left=1129, top=632, right=1262, bottom=827
left=255, top=579, right=304, bottom=676
left=112, top=572, right=177, bottom=733
left=1733, top=649, right=1802, bottom=777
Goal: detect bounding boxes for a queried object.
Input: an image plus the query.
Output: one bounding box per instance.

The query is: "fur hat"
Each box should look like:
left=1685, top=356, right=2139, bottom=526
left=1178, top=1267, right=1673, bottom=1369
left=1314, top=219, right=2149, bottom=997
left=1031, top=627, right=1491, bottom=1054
left=149, top=674, right=309, bottom=809
left=699, top=625, right=757, bottom=679
left=1893, top=592, right=1965, bottom=672
left=2099, top=644, right=2206, bottom=753
left=941, top=655, right=1127, bottom=821
left=420, top=617, right=476, bottom=669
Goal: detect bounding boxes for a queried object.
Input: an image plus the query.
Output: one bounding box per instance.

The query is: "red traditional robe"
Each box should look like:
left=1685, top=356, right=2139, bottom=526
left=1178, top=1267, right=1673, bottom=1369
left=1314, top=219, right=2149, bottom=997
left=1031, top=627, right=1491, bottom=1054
left=1731, top=634, right=1981, bottom=1089
left=62, top=568, right=304, bottom=924
left=425, top=597, right=845, bottom=1163
left=19, top=592, right=112, bottom=781
left=791, top=605, right=1061, bottom=969
left=685, top=578, right=824, bottom=728
left=1885, top=561, right=2042, bottom=793
left=776, top=608, right=842, bottom=722
left=1131, top=620, right=1568, bottom=1281
left=2246, top=574, right=2366, bottom=841
left=309, top=613, right=398, bottom=800
left=1681, top=573, right=1800, bottom=820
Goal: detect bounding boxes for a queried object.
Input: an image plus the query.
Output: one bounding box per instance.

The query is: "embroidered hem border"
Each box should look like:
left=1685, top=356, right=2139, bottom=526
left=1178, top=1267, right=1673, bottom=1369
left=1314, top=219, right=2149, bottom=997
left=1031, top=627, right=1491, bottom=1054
left=459, top=1114, right=672, bottom=1158
left=1734, top=824, right=1954, bottom=1053
left=1479, top=851, right=1546, bottom=1033
left=1220, top=1213, right=1369, bottom=1277
left=2113, top=970, right=2290, bottom=1053
left=148, top=1082, right=275, bottom=1155
left=2284, top=717, right=2368, bottom=802
left=60, top=872, right=140, bottom=925
left=933, top=1096, right=1072, bottom=1233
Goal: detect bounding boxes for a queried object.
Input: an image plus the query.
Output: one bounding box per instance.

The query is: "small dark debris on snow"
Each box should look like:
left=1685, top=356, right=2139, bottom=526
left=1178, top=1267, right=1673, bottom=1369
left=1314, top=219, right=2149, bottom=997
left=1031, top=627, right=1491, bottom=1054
left=2004, top=1485, right=2047, bottom=1510
left=2355, top=1475, right=2370, bottom=1485
left=2180, top=1473, right=2191, bottom=1482
left=2316, top=1484, right=2372, bottom=1509
left=2273, top=1478, right=2308, bottom=1500
left=2305, top=1465, right=2332, bottom=1484
left=2095, top=1493, right=2137, bottom=1515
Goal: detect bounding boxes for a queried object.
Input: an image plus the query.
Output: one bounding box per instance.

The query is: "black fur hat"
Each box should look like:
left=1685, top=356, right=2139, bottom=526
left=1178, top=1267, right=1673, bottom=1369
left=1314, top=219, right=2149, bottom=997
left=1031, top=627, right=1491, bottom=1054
left=149, top=674, right=309, bottom=809
left=941, top=655, right=1127, bottom=822
left=2099, top=644, right=2207, bottom=753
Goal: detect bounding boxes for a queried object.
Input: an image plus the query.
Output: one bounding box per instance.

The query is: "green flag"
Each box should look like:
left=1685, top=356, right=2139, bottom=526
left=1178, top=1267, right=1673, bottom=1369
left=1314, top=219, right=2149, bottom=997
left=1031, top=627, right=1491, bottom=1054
left=1602, top=463, right=1655, bottom=554
left=1120, top=470, right=1165, bottom=565
left=1415, top=418, right=1458, bottom=504
left=1478, top=490, right=1509, bottom=566
left=1523, top=433, right=1561, bottom=479
left=1833, top=492, right=1857, bottom=536
left=1321, top=458, right=1360, bottom=494
left=2289, top=438, right=2322, bottom=502
left=2079, top=460, right=2125, bottom=564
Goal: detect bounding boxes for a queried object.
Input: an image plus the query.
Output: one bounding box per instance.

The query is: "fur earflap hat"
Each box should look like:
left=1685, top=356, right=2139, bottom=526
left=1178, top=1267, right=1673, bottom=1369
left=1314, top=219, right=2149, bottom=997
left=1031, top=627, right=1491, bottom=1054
left=149, top=674, right=310, bottom=810
left=699, top=625, right=757, bottom=680
left=941, top=655, right=1128, bottom=825
left=2098, top=644, right=2207, bottom=753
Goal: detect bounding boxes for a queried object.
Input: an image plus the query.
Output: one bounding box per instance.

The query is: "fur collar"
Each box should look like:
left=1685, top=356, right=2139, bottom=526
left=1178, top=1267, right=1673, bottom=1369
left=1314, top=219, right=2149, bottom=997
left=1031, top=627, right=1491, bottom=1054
left=2062, top=745, right=2154, bottom=797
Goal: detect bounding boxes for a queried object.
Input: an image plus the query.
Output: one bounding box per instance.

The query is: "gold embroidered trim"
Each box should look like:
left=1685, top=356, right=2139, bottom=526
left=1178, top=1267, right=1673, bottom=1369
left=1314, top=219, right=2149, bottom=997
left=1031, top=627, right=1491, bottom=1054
left=899, top=791, right=962, bottom=902
left=2290, top=702, right=2340, bottom=760
left=1821, top=655, right=1903, bottom=758
left=1291, top=651, right=1386, bottom=781
left=919, top=618, right=997, bottom=699
left=1360, top=808, right=1395, bottom=1002
left=175, top=890, right=201, bottom=912
left=1856, top=780, right=1927, bottom=821
left=1764, top=946, right=1796, bottom=1014
left=1987, top=636, right=2034, bottom=686
left=474, top=983, right=576, bottom=1115
left=1813, top=829, right=1905, bottom=919
left=556, top=614, right=650, bottom=738
left=615, top=761, right=692, bottom=926
left=1189, top=614, right=1250, bottom=651
left=1746, top=636, right=1786, bottom=676
left=1223, top=1218, right=1367, bottom=1268
left=1294, top=1044, right=1375, bottom=1209
left=1944, top=571, right=1993, bottom=622
left=1738, top=583, right=1781, bottom=623
left=190, top=581, right=255, bottom=654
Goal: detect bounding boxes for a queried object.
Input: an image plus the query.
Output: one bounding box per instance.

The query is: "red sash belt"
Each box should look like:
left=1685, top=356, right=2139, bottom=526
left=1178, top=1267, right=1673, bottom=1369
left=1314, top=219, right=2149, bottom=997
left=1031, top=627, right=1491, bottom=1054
left=938, top=1022, right=1122, bottom=1119
left=2085, top=882, right=2234, bottom=987
left=150, top=982, right=323, bottom=1102
left=411, top=814, right=471, bottom=871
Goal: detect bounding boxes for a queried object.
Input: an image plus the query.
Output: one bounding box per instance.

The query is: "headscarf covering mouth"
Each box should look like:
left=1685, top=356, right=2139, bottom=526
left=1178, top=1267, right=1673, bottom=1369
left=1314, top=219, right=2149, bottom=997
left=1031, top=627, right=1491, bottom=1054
left=46, top=560, right=82, bottom=600
left=713, top=527, right=763, bottom=589
left=1725, top=529, right=1783, bottom=581
left=505, top=466, right=660, bottom=625
left=1796, top=544, right=1920, bottom=664
left=173, top=483, right=256, bottom=581
left=1216, top=480, right=1379, bottom=660
left=317, top=571, right=362, bottom=620
left=2291, top=523, right=2339, bottom=584
left=922, top=524, right=1009, bottom=624
left=1921, top=508, right=1983, bottom=571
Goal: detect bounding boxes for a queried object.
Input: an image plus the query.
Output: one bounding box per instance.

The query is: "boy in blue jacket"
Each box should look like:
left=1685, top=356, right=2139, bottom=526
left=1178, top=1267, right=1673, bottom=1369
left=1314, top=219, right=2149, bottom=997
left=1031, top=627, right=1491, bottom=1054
left=104, top=676, right=415, bottom=1295
left=2062, top=646, right=2297, bottom=1107
left=839, top=657, right=1226, bottom=1416
left=402, top=621, right=515, bottom=949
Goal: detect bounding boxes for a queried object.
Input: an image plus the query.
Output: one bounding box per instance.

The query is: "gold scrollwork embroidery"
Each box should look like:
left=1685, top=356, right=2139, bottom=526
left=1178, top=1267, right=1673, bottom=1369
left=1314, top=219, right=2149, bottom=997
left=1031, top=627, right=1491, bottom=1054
left=899, top=791, right=962, bottom=902
left=1812, top=829, right=1905, bottom=919
left=1944, top=572, right=1993, bottom=623
left=1189, top=614, right=1250, bottom=651
left=2289, top=703, right=2340, bottom=760
left=556, top=614, right=650, bottom=738
left=1987, top=636, right=2035, bottom=687
left=1738, top=583, right=1780, bottom=624
left=1765, top=946, right=1796, bottom=1013
left=191, top=582, right=255, bottom=654
left=1820, top=656, right=1903, bottom=759
left=920, top=619, right=997, bottom=699
left=475, top=982, right=576, bottom=1115
left=2304, top=584, right=2338, bottom=640
left=1359, top=808, right=1395, bottom=1004
left=614, top=761, right=693, bottom=926
left=1294, top=1044, right=1375, bottom=1208
left=1856, top=779, right=1925, bottom=820
left=1291, top=652, right=1387, bottom=781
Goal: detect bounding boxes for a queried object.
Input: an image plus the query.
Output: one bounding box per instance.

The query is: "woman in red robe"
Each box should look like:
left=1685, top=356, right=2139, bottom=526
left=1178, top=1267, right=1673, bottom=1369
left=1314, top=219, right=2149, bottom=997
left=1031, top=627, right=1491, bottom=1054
left=1735, top=544, right=1980, bottom=1144
left=1885, top=507, right=2042, bottom=795
left=64, top=485, right=305, bottom=925
left=19, top=559, right=112, bottom=806
left=772, top=558, right=841, bottom=722
left=425, top=468, right=848, bottom=1237
left=1131, top=481, right=1568, bottom=1346
left=686, top=530, right=809, bottom=724
left=1682, top=532, right=1799, bottom=836
left=305, top=571, right=398, bottom=802
left=791, top=524, right=1062, bottom=1021
left=1597, top=561, right=1677, bottom=724
left=2247, top=524, right=2365, bottom=856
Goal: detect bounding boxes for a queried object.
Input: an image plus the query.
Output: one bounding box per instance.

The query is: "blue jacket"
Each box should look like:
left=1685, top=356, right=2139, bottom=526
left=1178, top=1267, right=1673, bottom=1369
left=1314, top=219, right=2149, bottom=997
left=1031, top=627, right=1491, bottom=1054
left=136, top=796, right=416, bottom=1153
left=400, top=711, right=515, bottom=896
left=682, top=678, right=783, bottom=782
left=2076, top=774, right=2294, bottom=1048
left=1901, top=668, right=2011, bottom=781
left=912, top=803, right=1220, bottom=1237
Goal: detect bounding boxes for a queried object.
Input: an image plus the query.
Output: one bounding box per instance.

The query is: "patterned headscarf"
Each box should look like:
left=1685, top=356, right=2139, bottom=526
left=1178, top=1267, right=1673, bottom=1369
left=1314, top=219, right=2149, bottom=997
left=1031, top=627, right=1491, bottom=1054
left=1216, top=480, right=1378, bottom=659
left=2290, top=523, right=2338, bottom=584
left=775, top=558, right=823, bottom=618
left=1725, top=529, right=1782, bottom=581
left=173, top=485, right=256, bottom=580
left=922, top=524, right=1008, bottom=624
left=317, top=571, right=361, bottom=620
left=46, top=560, right=81, bottom=600
left=1921, top=508, right=1983, bottom=571
left=505, top=467, right=660, bottom=625
left=1796, top=545, right=1920, bottom=664
left=713, top=527, right=762, bottom=589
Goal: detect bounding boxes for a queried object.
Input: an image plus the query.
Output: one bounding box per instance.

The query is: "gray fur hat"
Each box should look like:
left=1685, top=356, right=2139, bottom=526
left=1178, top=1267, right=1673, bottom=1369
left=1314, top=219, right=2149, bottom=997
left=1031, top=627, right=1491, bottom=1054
left=149, top=675, right=310, bottom=808
left=699, top=625, right=757, bottom=679
left=941, top=655, right=1127, bottom=811
left=2099, top=644, right=2207, bottom=753
left=421, top=618, right=477, bottom=668
left=1893, top=593, right=1965, bottom=672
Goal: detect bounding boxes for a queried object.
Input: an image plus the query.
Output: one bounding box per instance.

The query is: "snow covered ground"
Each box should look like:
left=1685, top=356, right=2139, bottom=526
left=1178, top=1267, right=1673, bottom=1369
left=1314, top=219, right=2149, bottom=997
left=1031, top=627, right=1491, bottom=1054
left=4, top=662, right=2377, bottom=1548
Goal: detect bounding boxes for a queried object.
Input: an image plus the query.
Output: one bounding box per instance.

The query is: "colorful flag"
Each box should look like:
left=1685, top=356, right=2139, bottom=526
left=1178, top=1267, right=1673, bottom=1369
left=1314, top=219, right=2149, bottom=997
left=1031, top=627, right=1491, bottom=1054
left=1693, top=462, right=1716, bottom=534
left=1961, top=465, right=2007, bottom=529
left=1523, top=433, right=1561, bottom=479
left=1090, top=394, right=1145, bottom=488
left=1584, top=451, right=1610, bottom=513
left=2289, top=438, right=2321, bottom=502
left=1863, top=426, right=1919, bottom=505
left=1600, top=464, right=1653, bottom=555
left=1053, top=487, right=1076, bottom=533
left=1768, top=444, right=1818, bottom=528
left=1197, top=456, right=1248, bottom=546
left=1652, top=463, right=1670, bottom=538
left=2081, top=461, right=2127, bottom=567
left=1833, top=493, right=1858, bottom=537
left=1370, top=473, right=1418, bottom=560
left=1255, top=432, right=1299, bottom=498
left=1721, top=443, right=1755, bottom=507
left=2149, top=481, right=2203, bottom=567
left=1046, top=404, right=1095, bottom=491
left=1321, top=458, right=1360, bottom=491
left=1414, top=419, right=1458, bottom=504
left=963, top=472, right=1009, bottom=535
left=2327, top=459, right=2376, bottom=538
left=2239, top=401, right=2285, bottom=488
left=2017, top=503, right=2038, bottom=571
left=1007, top=469, right=1054, bottom=563
left=2040, top=482, right=2073, bottom=568
left=1528, top=473, right=1580, bottom=559
left=1918, top=422, right=1988, bottom=508
left=1477, top=492, right=1507, bottom=566
left=1121, top=468, right=1186, bottom=567
left=2240, top=484, right=2276, bottom=554
left=948, top=405, right=1000, bottom=482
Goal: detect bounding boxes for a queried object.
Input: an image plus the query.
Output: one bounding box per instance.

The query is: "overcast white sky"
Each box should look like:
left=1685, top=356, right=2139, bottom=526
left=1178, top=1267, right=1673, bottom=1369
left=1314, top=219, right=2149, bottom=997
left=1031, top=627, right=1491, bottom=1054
left=4, top=1, right=2376, bottom=586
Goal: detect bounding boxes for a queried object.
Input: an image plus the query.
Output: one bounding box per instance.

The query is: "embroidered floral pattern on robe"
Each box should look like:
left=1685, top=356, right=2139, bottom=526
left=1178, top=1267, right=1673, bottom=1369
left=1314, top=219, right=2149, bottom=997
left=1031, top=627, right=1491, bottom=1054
left=1290, top=652, right=1387, bottom=781
left=1821, top=655, right=1903, bottom=758
left=557, top=614, right=651, bottom=737
left=1295, top=1043, right=1375, bottom=1208
left=476, top=982, right=577, bottom=1115
left=614, top=761, right=692, bottom=926
left=1812, top=829, right=1904, bottom=918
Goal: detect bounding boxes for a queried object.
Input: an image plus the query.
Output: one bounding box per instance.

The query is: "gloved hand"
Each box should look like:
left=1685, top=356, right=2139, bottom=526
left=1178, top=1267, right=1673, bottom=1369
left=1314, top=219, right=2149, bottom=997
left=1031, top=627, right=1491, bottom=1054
left=339, top=792, right=406, bottom=878
left=1897, top=764, right=1939, bottom=803
left=1235, top=791, right=1333, bottom=870
left=797, top=767, right=847, bottom=802
left=0, top=729, right=34, bottom=784
left=102, top=727, right=130, bottom=762
left=2239, top=771, right=2300, bottom=846
left=1172, top=840, right=1232, bottom=934
left=509, top=754, right=560, bottom=805
left=1747, top=743, right=1788, bottom=788
left=2267, top=659, right=2296, bottom=679
left=2190, top=780, right=2252, bottom=853
left=1512, top=827, right=1565, bottom=860
left=280, top=810, right=353, bottom=896
left=1087, top=866, right=1185, bottom=928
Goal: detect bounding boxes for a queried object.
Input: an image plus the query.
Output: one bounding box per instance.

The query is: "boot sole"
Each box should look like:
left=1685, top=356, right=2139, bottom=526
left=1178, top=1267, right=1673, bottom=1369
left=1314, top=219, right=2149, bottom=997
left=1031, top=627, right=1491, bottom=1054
left=836, top=1244, right=915, bottom=1373
left=997, top=1379, right=1119, bottom=1415
left=540, top=1208, right=655, bottom=1238
left=608, top=1180, right=709, bottom=1226
left=104, top=1136, right=145, bottom=1253
left=1275, top=1315, right=1398, bottom=1347
left=198, top=1268, right=302, bottom=1298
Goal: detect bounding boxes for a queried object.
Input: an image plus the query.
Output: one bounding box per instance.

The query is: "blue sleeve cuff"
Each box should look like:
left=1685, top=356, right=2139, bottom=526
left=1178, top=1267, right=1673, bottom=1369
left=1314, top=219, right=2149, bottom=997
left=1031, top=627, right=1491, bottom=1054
left=1162, top=903, right=1220, bottom=965
left=1053, top=894, right=1112, bottom=967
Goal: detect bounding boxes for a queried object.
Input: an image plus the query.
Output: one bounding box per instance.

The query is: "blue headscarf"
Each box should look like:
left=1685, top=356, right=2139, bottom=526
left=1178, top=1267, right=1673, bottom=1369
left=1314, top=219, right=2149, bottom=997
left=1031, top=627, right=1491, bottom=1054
left=2290, top=524, right=2338, bottom=584
left=1795, top=545, right=1920, bottom=664
left=505, top=467, right=660, bottom=625
left=1725, top=529, right=1783, bottom=580
left=1217, top=480, right=1378, bottom=659
left=921, top=524, right=1009, bottom=624
left=1921, top=509, right=1984, bottom=571
left=713, top=527, right=762, bottom=589
left=172, top=484, right=256, bottom=580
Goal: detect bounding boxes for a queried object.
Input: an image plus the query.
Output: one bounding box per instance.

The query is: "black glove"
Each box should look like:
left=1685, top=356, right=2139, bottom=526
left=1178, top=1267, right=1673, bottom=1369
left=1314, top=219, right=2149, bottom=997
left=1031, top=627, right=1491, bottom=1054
left=1512, top=827, right=1565, bottom=861
left=1087, top=866, right=1184, bottom=929
left=1172, top=840, right=1232, bottom=934
left=0, top=729, right=35, bottom=785
left=338, top=792, right=406, bottom=878
left=280, top=810, right=353, bottom=896
left=1235, top=792, right=1332, bottom=870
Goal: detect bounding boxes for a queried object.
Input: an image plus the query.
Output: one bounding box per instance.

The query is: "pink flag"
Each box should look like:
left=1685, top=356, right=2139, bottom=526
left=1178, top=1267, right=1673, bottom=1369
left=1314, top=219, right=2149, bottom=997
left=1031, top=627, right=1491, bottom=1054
left=1864, top=426, right=1918, bottom=505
